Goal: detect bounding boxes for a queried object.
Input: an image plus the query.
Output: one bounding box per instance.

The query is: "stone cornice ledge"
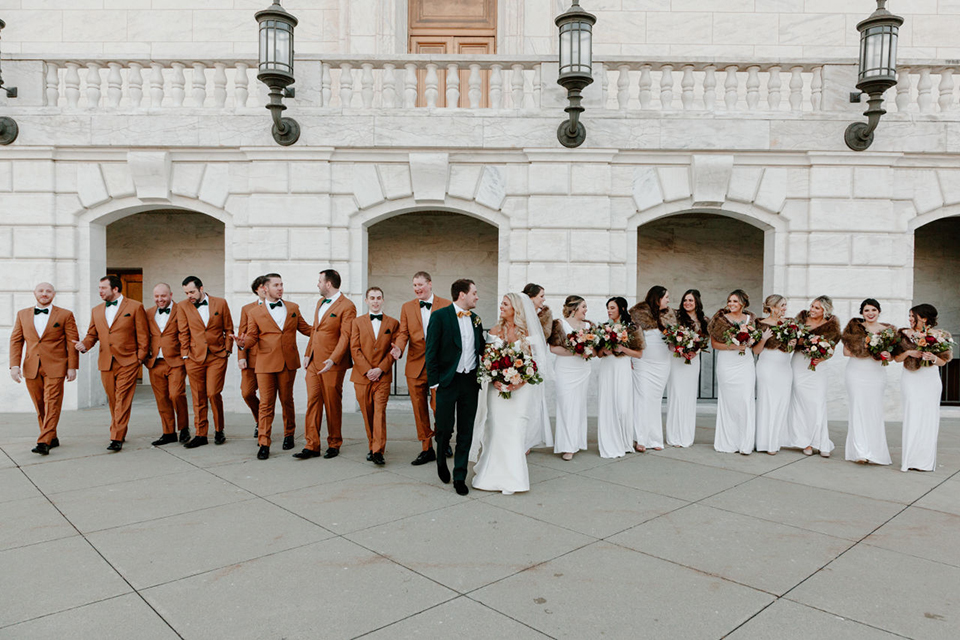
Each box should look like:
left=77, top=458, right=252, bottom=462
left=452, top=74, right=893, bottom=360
left=238, top=147, right=335, bottom=161
left=806, top=151, right=904, bottom=166
left=523, top=149, right=619, bottom=163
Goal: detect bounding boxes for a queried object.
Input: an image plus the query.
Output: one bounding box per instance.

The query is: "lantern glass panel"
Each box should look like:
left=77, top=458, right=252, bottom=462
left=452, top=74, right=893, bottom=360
left=560, top=27, right=572, bottom=69
left=860, top=24, right=898, bottom=81
left=559, top=20, right=592, bottom=76
left=259, top=19, right=294, bottom=76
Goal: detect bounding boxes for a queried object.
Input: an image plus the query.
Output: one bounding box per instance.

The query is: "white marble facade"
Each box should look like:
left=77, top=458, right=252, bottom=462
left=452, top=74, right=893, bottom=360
left=1, top=0, right=959, bottom=419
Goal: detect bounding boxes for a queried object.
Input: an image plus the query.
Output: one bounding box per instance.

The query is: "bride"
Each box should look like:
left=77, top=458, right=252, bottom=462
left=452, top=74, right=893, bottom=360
left=471, top=292, right=552, bottom=495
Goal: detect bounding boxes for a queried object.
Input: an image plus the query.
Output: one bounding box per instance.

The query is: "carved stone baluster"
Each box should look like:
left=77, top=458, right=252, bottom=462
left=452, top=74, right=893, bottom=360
left=85, top=63, right=102, bottom=107
left=895, top=68, right=911, bottom=112
left=382, top=63, right=397, bottom=108
left=213, top=63, right=227, bottom=108
left=530, top=64, right=540, bottom=109
left=918, top=68, right=933, bottom=113
left=702, top=65, right=716, bottom=111
left=65, top=63, right=81, bottom=108
left=660, top=65, right=674, bottom=110
left=360, top=62, right=374, bottom=108
left=724, top=65, right=738, bottom=111
left=44, top=62, right=60, bottom=107
left=171, top=62, right=186, bottom=107
left=490, top=63, right=503, bottom=109
left=191, top=62, right=207, bottom=107
left=235, top=62, right=250, bottom=107
left=681, top=65, right=694, bottom=110
left=617, top=64, right=630, bottom=111
left=424, top=63, right=439, bottom=108
left=339, top=63, right=354, bottom=108
left=106, top=62, right=123, bottom=107
left=746, top=65, right=760, bottom=110
left=789, top=66, right=803, bottom=111
left=316, top=62, right=328, bottom=107
left=600, top=64, right=609, bottom=108
left=767, top=65, right=781, bottom=110
left=128, top=63, right=144, bottom=108
left=149, top=63, right=165, bottom=107
left=511, top=63, right=524, bottom=109
left=939, top=68, right=954, bottom=112
left=403, top=63, right=417, bottom=108
left=638, top=65, right=652, bottom=110
left=468, top=64, right=481, bottom=109
left=446, top=63, right=460, bottom=107
left=811, top=66, right=822, bottom=111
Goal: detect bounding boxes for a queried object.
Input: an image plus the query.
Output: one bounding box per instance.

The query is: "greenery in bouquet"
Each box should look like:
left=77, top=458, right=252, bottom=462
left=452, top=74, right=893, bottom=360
left=866, top=327, right=898, bottom=366
left=663, top=324, right=707, bottom=364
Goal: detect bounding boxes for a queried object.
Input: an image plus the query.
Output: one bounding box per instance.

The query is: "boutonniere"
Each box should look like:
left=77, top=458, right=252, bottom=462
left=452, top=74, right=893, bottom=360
left=54, top=322, right=60, bottom=328
left=473, top=315, right=481, bottom=328
left=124, top=313, right=131, bottom=317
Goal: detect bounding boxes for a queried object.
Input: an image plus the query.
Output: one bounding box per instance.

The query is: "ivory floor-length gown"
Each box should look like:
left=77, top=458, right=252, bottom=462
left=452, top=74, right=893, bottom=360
left=844, top=357, right=892, bottom=465
left=755, top=349, right=793, bottom=453
left=900, top=366, right=941, bottom=472
left=714, top=349, right=756, bottom=453
left=665, top=352, right=699, bottom=447
left=472, top=381, right=533, bottom=494
left=554, top=319, right=590, bottom=455
left=786, top=352, right=834, bottom=454
left=597, top=355, right=634, bottom=458
left=633, top=329, right=671, bottom=449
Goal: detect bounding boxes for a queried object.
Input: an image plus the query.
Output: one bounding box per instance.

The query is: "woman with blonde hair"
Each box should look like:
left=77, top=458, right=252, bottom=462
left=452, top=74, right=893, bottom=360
left=708, top=289, right=758, bottom=454
left=548, top=295, right=594, bottom=461
left=752, top=294, right=794, bottom=454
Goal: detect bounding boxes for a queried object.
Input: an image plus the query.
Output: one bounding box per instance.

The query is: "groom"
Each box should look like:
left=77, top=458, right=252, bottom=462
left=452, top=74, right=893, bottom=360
left=425, top=279, right=484, bottom=496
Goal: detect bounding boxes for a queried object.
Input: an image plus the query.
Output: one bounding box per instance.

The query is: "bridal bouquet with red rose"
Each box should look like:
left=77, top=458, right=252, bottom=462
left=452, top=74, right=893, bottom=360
left=477, top=339, right=543, bottom=399
left=663, top=324, right=707, bottom=364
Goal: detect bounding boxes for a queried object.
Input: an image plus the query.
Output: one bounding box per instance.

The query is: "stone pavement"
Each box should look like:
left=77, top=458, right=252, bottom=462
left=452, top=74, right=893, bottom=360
left=1, top=389, right=958, bottom=640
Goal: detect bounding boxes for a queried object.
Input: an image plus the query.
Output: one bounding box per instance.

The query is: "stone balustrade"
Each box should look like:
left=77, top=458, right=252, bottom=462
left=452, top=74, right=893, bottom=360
left=16, top=55, right=960, bottom=117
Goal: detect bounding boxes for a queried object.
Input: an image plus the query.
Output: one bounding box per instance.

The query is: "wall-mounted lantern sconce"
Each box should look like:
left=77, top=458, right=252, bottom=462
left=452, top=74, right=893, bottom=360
left=255, top=1, right=300, bottom=146
left=0, top=19, right=20, bottom=146
left=555, top=1, right=596, bottom=148
left=844, top=0, right=903, bottom=151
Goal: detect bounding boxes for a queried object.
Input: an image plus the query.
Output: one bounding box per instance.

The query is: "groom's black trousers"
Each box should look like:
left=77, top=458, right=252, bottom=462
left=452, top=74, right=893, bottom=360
left=434, top=370, right=480, bottom=482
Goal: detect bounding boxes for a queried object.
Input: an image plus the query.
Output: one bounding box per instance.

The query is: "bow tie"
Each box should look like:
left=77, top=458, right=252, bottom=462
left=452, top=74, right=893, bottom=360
left=419, top=301, right=432, bottom=309
left=269, top=301, right=283, bottom=309
left=194, top=299, right=208, bottom=308
left=321, top=298, right=332, bottom=305
left=457, top=311, right=471, bottom=318
left=370, top=314, right=383, bottom=321
left=157, top=307, right=170, bottom=315
left=34, top=308, right=49, bottom=315
left=105, top=300, right=119, bottom=307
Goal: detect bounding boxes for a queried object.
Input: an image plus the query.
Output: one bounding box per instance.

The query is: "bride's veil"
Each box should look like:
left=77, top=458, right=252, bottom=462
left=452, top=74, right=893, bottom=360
left=519, top=294, right=553, bottom=383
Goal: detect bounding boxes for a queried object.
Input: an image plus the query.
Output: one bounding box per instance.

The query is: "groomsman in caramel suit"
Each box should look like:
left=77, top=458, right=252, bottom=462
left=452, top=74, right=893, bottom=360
left=237, top=275, right=268, bottom=438
left=391, top=271, right=451, bottom=465
left=235, top=273, right=312, bottom=460
left=303, top=269, right=356, bottom=459
left=75, top=275, right=149, bottom=451
left=178, top=275, right=234, bottom=448
left=144, top=283, right=190, bottom=446
left=10, top=283, right=79, bottom=455
left=350, top=287, right=399, bottom=466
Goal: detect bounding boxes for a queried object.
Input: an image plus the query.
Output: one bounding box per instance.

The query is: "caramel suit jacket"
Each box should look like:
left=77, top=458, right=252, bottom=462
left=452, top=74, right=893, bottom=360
left=145, top=302, right=185, bottom=368
left=177, top=296, right=234, bottom=363
left=393, top=296, right=452, bottom=379
left=350, top=314, right=399, bottom=385
left=304, top=295, right=357, bottom=371
left=10, top=306, right=80, bottom=378
left=81, top=298, right=149, bottom=371
left=237, top=301, right=261, bottom=368
left=242, top=301, right=313, bottom=374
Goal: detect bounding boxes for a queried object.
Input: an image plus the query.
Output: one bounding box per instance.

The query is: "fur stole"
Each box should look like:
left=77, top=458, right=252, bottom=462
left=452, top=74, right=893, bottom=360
left=896, top=327, right=955, bottom=372
left=547, top=317, right=594, bottom=348
left=756, top=316, right=795, bottom=352
left=842, top=318, right=896, bottom=359
left=707, top=308, right=756, bottom=344
left=629, top=302, right=676, bottom=332
left=538, top=306, right=553, bottom=337
left=796, top=310, right=842, bottom=344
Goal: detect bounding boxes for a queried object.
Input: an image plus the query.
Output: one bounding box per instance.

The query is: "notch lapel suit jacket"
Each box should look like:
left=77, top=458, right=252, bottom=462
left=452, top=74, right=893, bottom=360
left=145, top=302, right=189, bottom=435
left=351, top=313, right=399, bottom=454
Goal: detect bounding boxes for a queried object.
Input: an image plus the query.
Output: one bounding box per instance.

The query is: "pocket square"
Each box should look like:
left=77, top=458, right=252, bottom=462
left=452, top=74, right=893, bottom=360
left=330, top=313, right=337, bottom=318
left=53, top=322, right=60, bottom=327
left=124, top=313, right=131, bottom=317
left=215, top=311, right=219, bottom=316
left=385, top=328, right=391, bottom=334
left=291, top=312, right=297, bottom=317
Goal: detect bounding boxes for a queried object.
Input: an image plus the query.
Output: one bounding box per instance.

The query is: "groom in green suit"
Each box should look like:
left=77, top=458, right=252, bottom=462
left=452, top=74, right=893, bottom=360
left=425, top=279, right=485, bottom=496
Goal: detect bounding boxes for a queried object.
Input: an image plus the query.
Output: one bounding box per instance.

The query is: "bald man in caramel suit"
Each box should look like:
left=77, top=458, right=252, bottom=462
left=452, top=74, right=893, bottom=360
left=75, top=275, right=149, bottom=452
left=10, top=282, right=79, bottom=455
left=303, top=269, right=356, bottom=459
left=144, top=283, right=190, bottom=446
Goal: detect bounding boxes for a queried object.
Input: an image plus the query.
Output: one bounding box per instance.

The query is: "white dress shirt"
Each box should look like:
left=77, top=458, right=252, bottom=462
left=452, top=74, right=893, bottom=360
left=34, top=304, right=52, bottom=337
left=317, top=291, right=341, bottom=325
left=453, top=303, right=477, bottom=373
left=105, top=295, right=123, bottom=328
left=154, top=304, right=171, bottom=360
left=197, top=295, right=210, bottom=326
left=267, top=299, right=286, bottom=328
left=419, top=295, right=434, bottom=338
left=370, top=314, right=382, bottom=339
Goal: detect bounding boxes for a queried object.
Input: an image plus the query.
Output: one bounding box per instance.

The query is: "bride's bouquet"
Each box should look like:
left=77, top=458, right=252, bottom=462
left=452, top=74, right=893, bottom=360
left=722, top=322, right=762, bottom=356
left=866, top=327, right=898, bottom=366
left=770, top=321, right=807, bottom=353
left=596, top=321, right=632, bottom=355
left=800, top=334, right=835, bottom=371
left=477, top=339, right=543, bottom=399
left=566, top=326, right=602, bottom=360
left=914, top=330, right=956, bottom=367
left=663, top=324, right=707, bottom=364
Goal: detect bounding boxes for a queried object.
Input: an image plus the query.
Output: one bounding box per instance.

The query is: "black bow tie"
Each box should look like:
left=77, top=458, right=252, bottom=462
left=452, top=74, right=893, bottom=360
left=370, top=314, right=383, bottom=321
left=269, top=301, right=283, bottom=309
left=194, top=299, right=208, bottom=308
left=105, top=300, right=119, bottom=307
left=34, top=308, right=49, bottom=315
left=419, top=301, right=432, bottom=309
left=157, top=307, right=170, bottom=315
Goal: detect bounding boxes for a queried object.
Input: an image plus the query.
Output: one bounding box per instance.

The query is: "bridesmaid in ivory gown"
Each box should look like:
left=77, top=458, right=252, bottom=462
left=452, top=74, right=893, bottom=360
left=596, top=297, right=644, bottom=458
left=630, top=286, right=676, bottom=452
left=664, top=289, right=708, bottom=448
left=708, top=289, right=758, bottom=455
left=753, top=294, right=794, bottom=455
left=549, top=296, right=594, bottom=461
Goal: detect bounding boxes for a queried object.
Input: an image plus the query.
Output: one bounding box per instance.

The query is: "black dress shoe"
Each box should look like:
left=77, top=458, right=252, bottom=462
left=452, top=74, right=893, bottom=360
left=445, top=445, right=453, bottom=458
left=454, top=480, right=469, bottom=496
left=184, top=436, right=208, bottom=449
left=179, top=429, right=190, bottom=443
left=282, top=436, right=295, bottom=450
left=107, top=440, right=123, bottom=452
left=152, top=433, right=178, bottom=446
left=366, top=450, right=374, bottom=461
left=49, top=438, right=60, bottom=448
left=411, top=449, right=436, bottom=466
left=292, top=448, right=321, bottom=459
left=437, top=461, right=451, bottom=484
left=372, top=452, right=385, bottom=466
left=324, top=447, right=339, bottom=459
left=257, top=445, right=270, bottom=460
left=31, top=443, right=50, bottom=455
left=214, top=430, right=226, bottom=445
